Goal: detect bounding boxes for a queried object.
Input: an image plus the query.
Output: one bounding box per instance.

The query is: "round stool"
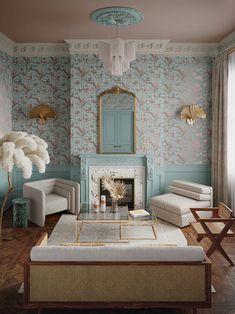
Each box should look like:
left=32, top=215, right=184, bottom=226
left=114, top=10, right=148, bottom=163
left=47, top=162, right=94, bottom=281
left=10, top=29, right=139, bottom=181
left=12, top=198, right=30, bottom=228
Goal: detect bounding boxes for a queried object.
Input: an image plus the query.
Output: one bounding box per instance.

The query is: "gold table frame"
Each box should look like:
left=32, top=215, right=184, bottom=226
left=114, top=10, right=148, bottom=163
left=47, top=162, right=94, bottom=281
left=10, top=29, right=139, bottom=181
left=76, top=205, right=157, bottom=244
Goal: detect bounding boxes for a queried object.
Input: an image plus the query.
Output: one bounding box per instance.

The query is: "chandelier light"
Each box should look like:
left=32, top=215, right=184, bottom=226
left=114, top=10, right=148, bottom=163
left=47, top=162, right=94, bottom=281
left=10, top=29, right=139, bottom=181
left=98, top=37, right=135, bottom=76
left=90, top=7, right=143, bottom=76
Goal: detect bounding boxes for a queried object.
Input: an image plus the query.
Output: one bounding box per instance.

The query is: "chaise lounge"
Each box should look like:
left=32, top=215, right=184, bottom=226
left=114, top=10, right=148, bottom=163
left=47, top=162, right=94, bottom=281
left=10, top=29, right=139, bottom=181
left=150, top=180, right=213, bottom=227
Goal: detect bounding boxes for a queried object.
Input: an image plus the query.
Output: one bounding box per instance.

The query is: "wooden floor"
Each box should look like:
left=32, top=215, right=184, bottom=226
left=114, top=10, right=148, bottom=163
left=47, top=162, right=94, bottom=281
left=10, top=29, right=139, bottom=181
left=0, top=210, right=235, bottom=314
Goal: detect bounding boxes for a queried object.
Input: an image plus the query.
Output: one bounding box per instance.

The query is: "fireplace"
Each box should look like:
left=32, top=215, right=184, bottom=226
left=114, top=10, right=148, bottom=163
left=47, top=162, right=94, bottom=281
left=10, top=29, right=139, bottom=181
left=100, top=178, right=135, bottom=209
left=88, top=164, right=146, bottom=208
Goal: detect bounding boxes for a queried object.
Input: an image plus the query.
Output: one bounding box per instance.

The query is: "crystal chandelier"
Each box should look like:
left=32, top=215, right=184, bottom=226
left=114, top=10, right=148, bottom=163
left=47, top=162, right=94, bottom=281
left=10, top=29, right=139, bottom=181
left=98, top=37, right=135, bottom=76
left=90, top=7, right=143, bottom=76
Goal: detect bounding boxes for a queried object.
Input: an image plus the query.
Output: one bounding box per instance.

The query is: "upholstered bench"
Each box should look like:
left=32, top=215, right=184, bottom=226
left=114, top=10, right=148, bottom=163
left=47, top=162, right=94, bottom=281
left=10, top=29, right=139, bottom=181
left=150, top=180, right=213, bottom=227
left=24, top=233, right=211, bottom=314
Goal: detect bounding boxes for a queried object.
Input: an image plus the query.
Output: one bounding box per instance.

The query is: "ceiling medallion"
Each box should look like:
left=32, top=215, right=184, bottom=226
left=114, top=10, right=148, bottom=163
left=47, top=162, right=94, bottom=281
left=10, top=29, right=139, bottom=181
left=90, top=7, right=143, bottom=76
left=90, top=6, right=143, bottom=27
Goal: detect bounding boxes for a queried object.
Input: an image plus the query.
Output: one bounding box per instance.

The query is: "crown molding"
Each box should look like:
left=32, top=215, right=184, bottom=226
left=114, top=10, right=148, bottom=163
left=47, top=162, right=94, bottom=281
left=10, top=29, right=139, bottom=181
left=65, top=39, right=217, bottom=57
left=165, top=43, right=218, bottom=57
left=218, top=31, right=235, bottom=55
left=13, top=43, right=69, bottom=57
left=0, top=32, right=15, bottom=56
left=65, top=39, right=170, bottom=55
left=1, top=31, right=234, bottom=58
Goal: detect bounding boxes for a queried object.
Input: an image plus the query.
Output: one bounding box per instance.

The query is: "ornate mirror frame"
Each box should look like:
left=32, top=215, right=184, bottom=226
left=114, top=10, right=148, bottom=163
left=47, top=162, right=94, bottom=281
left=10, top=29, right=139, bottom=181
left=98, top=86, right=136, bottom=154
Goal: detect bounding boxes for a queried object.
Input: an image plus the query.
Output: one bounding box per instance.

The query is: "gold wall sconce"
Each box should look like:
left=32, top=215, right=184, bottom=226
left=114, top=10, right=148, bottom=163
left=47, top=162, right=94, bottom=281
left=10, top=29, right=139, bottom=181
left=180, top=104, right=206, bottom=125
left=29, top=103, right=57, bottom=125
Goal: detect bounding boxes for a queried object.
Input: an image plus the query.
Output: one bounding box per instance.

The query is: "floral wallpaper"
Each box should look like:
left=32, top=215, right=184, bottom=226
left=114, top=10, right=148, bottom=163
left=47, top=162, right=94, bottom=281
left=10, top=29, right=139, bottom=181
left=8, top=53, right=212, bottom=166
left=12, top=56, right=71, bottom=164
left=71, top=54, right=212, bottom=165
left=102, top=92, right=134, bottom=110
left=0, top=50, right=12, bottom=137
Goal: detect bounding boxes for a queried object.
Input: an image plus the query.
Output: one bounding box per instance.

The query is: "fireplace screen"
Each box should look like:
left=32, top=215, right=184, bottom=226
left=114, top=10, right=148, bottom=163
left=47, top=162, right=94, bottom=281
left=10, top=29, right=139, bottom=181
left=100, top=178, right=134, bottom=209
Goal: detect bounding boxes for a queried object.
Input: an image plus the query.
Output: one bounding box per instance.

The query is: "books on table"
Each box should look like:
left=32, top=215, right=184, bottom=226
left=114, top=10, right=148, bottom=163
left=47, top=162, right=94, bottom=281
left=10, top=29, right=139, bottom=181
left=129, top=209, right=150, bottom=218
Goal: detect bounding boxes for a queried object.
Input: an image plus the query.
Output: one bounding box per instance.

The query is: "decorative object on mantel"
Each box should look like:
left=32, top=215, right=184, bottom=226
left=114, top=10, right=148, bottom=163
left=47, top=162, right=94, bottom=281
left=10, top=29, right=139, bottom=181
left=90, top=7, right=143, bottom=75
left=180, top=104, right=206, bottom=125
left=100, top=195, right=106, bottom=212
left=101, top=176, right=126, bottom=212
left=29, top=103, right=56, bottom=125
left=0, top=132, right=50, bottom=242
left=93, top=198, right=100, bottom=213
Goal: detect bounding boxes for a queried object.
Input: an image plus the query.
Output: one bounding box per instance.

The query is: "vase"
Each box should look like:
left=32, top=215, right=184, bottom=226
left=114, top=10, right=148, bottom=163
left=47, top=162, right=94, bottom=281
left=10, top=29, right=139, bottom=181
left=111, top=199, right=118, bottom=212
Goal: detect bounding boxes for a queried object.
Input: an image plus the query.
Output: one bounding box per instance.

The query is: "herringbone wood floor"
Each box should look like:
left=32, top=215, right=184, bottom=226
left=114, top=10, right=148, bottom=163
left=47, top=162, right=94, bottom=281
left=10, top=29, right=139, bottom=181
left=0, top=210, right=235, bottom=314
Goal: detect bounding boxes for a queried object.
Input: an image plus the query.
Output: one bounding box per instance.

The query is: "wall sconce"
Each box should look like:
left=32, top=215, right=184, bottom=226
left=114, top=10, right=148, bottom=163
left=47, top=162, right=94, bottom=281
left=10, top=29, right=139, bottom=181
left=29, top=103, right=57, bottom=125
left=180, top=104, right=206, bottom=125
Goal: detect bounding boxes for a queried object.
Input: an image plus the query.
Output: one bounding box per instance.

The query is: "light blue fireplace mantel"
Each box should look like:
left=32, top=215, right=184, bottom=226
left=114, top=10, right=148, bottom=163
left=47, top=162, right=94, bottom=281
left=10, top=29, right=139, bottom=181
left=78, top=153, right=154, bottom=207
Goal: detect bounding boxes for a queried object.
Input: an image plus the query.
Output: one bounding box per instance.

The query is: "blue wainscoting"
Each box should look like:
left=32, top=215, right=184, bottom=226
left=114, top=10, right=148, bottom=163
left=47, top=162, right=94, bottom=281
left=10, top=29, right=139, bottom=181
left=1, top=163, right=211, bottom=208
left=153, top=164, right=211, bottom=196
left=12, top=164, right=72, bottom=200
left=0, top=169, right=11, bottom=207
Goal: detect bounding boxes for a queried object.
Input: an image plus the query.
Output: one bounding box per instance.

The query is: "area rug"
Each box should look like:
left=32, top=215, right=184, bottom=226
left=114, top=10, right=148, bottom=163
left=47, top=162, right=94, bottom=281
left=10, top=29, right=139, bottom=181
left=48, top=214, right=187, bottom=246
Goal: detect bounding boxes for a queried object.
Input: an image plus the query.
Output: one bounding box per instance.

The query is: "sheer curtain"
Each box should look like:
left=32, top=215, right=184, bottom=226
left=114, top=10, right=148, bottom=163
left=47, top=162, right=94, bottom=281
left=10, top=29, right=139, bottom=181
left=227, top=52, right=235, bottom=213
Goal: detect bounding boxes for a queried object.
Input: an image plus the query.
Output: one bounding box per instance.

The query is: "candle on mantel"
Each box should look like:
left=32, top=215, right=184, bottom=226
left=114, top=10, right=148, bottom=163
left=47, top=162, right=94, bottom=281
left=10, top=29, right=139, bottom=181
left=100, top=195, right=106, bottom=212
left=93, top=199, right=100, bottom=213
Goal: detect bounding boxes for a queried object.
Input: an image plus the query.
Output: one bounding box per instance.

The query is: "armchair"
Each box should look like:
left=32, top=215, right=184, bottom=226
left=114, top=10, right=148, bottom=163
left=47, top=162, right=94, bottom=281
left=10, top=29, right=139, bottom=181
left=191, top=202, right=234, bottom=266
left=23, top=178, right=80, bottom=227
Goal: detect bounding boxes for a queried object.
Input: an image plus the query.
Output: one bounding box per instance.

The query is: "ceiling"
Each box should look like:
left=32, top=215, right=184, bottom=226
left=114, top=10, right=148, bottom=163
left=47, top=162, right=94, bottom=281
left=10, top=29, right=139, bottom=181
left=0, top=0, right=235, bottom=43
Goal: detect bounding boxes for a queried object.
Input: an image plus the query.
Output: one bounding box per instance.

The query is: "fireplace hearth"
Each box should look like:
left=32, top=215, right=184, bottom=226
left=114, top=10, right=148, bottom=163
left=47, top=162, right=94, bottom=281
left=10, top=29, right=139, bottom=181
left=100, top=178, right=135, bottom=209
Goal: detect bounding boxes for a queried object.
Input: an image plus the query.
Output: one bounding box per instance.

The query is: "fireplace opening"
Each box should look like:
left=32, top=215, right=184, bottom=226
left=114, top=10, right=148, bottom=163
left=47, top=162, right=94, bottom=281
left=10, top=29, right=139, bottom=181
left=99, top=178, right=135, bottom=209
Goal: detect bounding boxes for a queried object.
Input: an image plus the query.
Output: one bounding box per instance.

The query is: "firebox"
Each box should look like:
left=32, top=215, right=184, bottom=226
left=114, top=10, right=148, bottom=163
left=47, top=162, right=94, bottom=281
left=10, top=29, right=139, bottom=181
left=99, top=178, right=135, bottom=209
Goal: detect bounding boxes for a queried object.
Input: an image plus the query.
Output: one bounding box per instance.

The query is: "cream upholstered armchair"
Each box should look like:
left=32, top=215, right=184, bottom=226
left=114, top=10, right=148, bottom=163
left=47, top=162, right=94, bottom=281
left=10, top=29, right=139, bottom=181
left=23, top=178, right=80, bottom=227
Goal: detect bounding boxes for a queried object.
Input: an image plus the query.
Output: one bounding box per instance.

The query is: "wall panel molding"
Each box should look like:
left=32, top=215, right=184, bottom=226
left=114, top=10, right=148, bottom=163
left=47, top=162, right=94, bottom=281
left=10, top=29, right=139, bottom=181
left=11, top=165, right=71, bottom=198
left=1, top=163, right=211, bottom=209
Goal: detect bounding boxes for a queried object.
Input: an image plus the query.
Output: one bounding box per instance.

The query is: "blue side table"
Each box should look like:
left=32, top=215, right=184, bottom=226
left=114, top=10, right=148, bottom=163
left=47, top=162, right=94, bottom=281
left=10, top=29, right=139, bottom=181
left=12, top=198, right=30, bottom=228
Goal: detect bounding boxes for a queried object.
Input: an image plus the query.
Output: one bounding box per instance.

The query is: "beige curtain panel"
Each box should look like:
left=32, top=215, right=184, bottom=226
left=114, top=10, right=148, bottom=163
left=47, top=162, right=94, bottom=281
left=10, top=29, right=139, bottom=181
left=211, top=54, right=229, bottom=206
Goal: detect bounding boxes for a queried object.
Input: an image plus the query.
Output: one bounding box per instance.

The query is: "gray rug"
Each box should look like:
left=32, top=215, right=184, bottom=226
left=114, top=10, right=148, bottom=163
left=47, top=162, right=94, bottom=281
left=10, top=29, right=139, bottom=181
left=48, top=214, right=187, bottom=246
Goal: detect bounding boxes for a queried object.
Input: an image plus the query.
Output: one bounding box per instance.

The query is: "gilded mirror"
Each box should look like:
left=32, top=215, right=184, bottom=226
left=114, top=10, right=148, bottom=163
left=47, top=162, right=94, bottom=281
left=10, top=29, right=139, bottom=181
left=99, top=86, right=136, bottom=154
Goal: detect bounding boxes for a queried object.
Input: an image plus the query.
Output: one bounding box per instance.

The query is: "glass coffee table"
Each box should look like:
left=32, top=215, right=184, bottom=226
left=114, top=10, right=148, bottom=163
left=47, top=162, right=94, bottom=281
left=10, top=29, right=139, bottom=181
left=76, top=204, right=157, bottom=244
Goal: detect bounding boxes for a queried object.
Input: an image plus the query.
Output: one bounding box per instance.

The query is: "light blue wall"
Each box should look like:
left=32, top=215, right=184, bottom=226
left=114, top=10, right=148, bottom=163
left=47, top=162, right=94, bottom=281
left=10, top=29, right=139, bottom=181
left=7, top=163, right=211, bottom=205
left=153, top=164, right=211, bottom=196
left=0, top=170, right=11, bottom=207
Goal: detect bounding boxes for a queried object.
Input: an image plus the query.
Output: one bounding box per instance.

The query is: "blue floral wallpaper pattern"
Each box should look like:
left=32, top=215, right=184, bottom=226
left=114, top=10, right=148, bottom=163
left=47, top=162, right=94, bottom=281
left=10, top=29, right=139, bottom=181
left=0, top=50, right=13, bottom=137
left=12, top=57, right=71, bottom=164
left=1, top=52, right=212, bottom=166
left=71, top=54, right=212, bottom=165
